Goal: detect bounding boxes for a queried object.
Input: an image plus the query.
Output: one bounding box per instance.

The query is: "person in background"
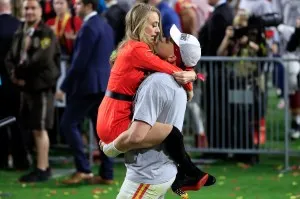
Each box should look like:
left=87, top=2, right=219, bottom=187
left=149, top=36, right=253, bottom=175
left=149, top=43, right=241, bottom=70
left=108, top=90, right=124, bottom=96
left=57, top=0, right=115, bottom=185
left=46, top=0, right=82, bottom=56
left=6, top=0, right=60, bottom=182
left=0, top=0, right=29, bottom=171
left=103, top=0, right=126, bottom=46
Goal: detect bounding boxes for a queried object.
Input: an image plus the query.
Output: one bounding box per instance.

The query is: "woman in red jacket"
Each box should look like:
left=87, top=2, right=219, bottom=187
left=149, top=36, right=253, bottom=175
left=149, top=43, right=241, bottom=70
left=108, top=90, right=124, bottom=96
left=97, top=3, right=210, bottom=195
left=46, top=0, right=82, bottom=56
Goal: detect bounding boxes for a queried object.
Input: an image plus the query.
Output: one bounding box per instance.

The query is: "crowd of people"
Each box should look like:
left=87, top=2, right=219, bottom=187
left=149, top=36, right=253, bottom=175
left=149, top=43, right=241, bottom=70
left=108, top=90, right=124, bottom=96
left=0, top=0, right=300, bottom=198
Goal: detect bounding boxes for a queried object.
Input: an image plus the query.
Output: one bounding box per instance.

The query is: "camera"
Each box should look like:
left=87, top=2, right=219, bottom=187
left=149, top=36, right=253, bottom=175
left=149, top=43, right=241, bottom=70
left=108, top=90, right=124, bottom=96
left=233, top=13, right=282, bottom=39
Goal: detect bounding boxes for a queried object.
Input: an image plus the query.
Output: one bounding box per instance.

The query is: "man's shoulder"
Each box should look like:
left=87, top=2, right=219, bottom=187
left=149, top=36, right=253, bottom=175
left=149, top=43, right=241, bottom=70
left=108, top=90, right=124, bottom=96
left=140, top=73, right=180, bottom=90
left=86, top=15, right=113, bottom=32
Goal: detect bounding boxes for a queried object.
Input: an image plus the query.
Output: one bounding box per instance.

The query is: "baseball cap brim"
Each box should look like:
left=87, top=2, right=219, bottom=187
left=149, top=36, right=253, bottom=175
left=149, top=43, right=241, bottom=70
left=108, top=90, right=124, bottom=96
left=170, top=24, right=181, bottom=46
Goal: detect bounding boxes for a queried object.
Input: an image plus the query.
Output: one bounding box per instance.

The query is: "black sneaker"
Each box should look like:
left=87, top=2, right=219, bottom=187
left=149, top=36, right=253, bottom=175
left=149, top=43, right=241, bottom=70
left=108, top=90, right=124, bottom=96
left=46, top=167, right=52, bottom=177
left=204, top=174, right=216, bottom=186
left=19, top=168, right=50, bottom=182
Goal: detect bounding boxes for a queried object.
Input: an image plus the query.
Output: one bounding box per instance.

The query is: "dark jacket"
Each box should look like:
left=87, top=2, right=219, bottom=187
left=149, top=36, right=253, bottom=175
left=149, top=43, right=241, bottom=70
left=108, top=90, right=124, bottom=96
left=61, top=15, right=114, bottom=98
left=5, top=21, right=60, bottom=92
left=286, top=27, right=300, bottom=52
left=104, top=3, right=126, bottom=46
left=199, top=3, right=234, bottom=56
left=0, top=14, right=20, bottom=87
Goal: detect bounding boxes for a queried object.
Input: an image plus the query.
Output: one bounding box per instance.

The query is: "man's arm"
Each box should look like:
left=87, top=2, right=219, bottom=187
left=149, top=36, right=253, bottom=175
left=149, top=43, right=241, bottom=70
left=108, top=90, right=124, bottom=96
left=60, top=26, right=97, bottom=92
left=101, top=79, right=167, bottom=157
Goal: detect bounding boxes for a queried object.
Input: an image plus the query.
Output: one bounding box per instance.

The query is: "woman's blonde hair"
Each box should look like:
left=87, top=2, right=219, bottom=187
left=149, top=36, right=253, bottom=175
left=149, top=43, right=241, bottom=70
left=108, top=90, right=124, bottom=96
left=110, top=3, right=163, bottom=65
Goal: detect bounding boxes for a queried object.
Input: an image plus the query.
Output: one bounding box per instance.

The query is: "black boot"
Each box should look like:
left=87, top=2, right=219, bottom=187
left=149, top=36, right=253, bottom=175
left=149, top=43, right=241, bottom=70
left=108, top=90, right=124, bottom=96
left=164, top=126, right=216, bottom=191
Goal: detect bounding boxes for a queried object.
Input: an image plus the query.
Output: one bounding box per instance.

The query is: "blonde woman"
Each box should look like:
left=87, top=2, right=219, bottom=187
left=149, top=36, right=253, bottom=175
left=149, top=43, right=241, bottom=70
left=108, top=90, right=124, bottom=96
left=97, top=3, right=214, bottom=196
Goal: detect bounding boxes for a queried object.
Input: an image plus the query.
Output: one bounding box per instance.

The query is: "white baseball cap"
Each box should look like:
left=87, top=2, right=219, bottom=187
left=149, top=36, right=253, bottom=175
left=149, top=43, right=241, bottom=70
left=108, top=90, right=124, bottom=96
left=170, top=24, right=201, bottom=67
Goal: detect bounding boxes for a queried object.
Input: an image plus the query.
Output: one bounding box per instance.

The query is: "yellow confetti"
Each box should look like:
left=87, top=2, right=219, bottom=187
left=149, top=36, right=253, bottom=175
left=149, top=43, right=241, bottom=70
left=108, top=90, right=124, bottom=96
left=292, top=182, right=298, bottom=186
left=219, top=176, right=226, bottom=180
left=93, top=195, right=99, bottom=199
left=64, top=192, right=69, bottom=195
left=236, top=196, right=243, bottom=199
left=290, top=196, right=296, bottom=199
left=22, top=184, right=27, bottom=188
left=278, top=173, right=284, bottom=178
left=218, top=181, right=224, bottom=186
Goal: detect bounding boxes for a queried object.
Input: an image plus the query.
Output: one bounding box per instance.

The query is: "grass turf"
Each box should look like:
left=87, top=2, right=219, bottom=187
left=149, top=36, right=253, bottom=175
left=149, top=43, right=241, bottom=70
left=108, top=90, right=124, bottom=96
left=1, top=155, right=300, bottom=199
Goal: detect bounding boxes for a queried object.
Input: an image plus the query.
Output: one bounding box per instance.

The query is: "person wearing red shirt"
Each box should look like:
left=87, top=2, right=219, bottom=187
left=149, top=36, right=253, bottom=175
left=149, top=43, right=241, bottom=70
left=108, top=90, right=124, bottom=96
left=46, top=0, right=82, bottom=56
left=97, top=3, right=213, bottom=196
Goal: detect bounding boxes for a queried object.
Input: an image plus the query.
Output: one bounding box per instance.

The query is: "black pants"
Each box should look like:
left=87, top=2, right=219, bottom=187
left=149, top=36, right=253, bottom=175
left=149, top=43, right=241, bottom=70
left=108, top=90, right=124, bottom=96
left=0, top=84, right=29, bottom=169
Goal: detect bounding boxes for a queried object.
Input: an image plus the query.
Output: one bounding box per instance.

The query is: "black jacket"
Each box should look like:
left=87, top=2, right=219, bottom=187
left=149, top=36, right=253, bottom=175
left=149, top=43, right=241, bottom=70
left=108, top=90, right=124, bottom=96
left=286, top=27, right=300, bottom=52
left=6, top=21, right=60, bottom=92
left=0, top=14, right=20, bottom=87
left=199, top=3, right=234, bottom=56
left=104, top=4, right=126, bottom=46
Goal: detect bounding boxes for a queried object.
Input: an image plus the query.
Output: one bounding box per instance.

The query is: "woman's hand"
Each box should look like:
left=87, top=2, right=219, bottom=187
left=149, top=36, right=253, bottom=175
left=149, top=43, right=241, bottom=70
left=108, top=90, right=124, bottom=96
left=187, top=90, right=194, bottom=102
left=172, top=70, right=197, bottom=84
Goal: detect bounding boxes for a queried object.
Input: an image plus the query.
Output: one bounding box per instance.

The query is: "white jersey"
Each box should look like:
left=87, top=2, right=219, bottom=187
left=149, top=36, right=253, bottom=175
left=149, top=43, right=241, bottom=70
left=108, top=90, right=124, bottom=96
left=124, top=73, right=187, bottom=184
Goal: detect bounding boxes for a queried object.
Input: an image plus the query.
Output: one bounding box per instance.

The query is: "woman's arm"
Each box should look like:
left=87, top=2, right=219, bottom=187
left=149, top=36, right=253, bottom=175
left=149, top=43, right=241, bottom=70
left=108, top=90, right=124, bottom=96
left=132, top=44, right=194, bottom=91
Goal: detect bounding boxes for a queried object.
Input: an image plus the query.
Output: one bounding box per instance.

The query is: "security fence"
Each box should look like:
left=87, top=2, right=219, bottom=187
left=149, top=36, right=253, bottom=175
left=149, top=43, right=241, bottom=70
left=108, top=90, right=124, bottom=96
left=183, top=56, right=300, bottom=170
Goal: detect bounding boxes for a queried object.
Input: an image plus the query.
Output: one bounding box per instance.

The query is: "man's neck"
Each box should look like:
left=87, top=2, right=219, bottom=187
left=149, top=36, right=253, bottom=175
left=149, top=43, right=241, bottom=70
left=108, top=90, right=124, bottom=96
left=26, top=19, right=40, bottom=28
left=0, top=9, right=11, bottom=15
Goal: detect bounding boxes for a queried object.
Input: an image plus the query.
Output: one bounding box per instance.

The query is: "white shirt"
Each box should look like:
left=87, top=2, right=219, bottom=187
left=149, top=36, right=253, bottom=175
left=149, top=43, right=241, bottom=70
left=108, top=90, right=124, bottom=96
left=215, top=0, right=227, bottom=7
left=84, top=11, right=97, bottom=22
left=0, top=11, right=11, bottom=15
left=106, top=0, right=118, bottom=8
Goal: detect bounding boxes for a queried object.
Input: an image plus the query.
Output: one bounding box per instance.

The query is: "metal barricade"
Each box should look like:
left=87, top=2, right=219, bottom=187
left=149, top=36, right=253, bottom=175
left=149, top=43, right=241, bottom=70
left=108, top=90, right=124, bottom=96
left=183, top=56, right=300, bottom=170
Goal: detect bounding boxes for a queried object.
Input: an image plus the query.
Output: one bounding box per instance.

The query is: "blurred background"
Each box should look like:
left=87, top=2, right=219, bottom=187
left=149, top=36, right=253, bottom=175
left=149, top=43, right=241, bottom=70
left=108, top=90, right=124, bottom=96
left=0, top=0, right=300, bottom=198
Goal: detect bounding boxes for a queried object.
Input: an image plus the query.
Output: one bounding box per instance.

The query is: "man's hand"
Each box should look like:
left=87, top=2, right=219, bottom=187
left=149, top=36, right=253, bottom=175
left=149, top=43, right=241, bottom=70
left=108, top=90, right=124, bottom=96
left=172, top=70, right=197, bottom=84
left=11, top=70, right=25, bottom=86
left=99, top=140, right=124, bottom=158
left=296, top=17, right=300, bottom=29
left=187, top=90, right=194, bottom=101
left=55, top=90, right=65, bottom=101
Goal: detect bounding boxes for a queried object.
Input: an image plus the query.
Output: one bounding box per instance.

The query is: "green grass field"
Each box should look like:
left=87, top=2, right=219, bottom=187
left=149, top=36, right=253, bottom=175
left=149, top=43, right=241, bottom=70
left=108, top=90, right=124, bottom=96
left=1, top=155, right=300, bottom=199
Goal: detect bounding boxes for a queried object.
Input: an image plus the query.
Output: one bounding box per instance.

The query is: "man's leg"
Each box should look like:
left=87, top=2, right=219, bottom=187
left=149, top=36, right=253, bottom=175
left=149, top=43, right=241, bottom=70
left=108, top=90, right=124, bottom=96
left=19, top=91, right=54, bottom=182
left=117, top=177, right=176, bottom=199
left=88, top=93, right=114, bottom=184
left=60, top=96, right=100, bottom=184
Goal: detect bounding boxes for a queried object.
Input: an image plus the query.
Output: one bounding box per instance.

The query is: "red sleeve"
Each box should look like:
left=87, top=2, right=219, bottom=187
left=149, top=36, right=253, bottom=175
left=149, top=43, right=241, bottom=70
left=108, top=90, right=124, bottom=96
left=74, top=16, right=82, bottom=32
left=132, top=43, right=193, bottom=91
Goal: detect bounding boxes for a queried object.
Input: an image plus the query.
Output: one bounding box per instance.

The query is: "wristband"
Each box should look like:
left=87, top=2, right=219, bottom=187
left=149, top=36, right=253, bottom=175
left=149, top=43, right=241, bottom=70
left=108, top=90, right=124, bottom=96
left=103, top=141, right=124, bottom=157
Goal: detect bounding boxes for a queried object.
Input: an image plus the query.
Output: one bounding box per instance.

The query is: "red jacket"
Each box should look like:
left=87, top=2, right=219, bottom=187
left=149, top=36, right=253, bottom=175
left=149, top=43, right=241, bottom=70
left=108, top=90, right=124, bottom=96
left=97, top=40, right=192, bottom=143
left=46, top=15, right=82, bottom=55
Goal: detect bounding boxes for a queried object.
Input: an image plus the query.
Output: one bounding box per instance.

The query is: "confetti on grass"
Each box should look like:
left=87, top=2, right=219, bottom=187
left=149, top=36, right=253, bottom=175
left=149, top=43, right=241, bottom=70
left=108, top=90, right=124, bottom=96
left=237, top=163, right=250, bottom=169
